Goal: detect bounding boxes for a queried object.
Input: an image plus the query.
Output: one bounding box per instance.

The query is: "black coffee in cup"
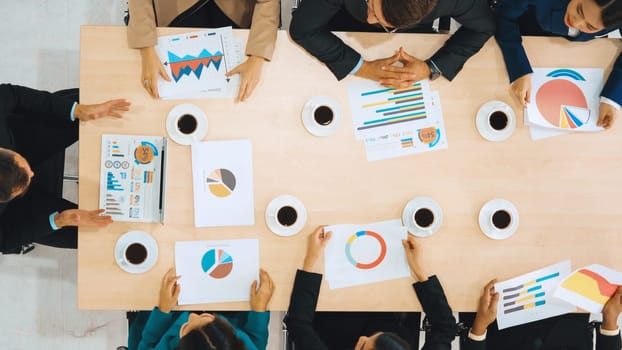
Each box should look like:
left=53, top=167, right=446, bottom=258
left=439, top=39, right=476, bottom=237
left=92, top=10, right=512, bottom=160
left=277, top=206, right=298, bottom=227
left=489, top=111, right=508, bottom=131
left=125, top=242, right=148, bottom=265
left=178, top=114, right=198, bottom=134
left=492, top=210, right=511, bottom=229
left=414, top=208, right=434, bottom=228
left=313, top=106, right=334, bottom=126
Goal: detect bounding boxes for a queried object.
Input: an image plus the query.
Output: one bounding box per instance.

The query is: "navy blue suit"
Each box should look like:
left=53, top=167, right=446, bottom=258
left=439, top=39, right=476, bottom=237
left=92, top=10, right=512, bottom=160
left=494, top=0, right=622, bottom=104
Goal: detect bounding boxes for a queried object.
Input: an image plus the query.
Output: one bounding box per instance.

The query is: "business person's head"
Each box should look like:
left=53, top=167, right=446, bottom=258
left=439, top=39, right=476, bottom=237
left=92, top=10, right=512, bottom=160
left=176, top=313, right=245, bottom=350
left=0, top=148, right=33, bottom=202
left=565, top=0, right=622, bottom=33
left=366, top=0, right=438, bottom=30
left=355, top=332, right=410, bottom=350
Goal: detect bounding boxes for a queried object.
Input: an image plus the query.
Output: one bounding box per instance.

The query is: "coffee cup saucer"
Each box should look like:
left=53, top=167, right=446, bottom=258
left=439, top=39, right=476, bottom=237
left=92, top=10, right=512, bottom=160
left=302, top=96, right=342, bottom=137
left=166, top=103, right=208, bottom=145
left=476, top=100, right=516, bottom=142
left=114, top=230, right=159, bottom=274
left=265, top=195, right=307, bottom=237
left=402, top=197, right=443, bottom=237
left=478, top=199, right=519, bottom=240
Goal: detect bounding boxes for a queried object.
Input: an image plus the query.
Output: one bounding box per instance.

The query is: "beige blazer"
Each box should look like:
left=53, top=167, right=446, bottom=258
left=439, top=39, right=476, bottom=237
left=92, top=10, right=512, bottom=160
left=127, top=0, right=279, bottom=60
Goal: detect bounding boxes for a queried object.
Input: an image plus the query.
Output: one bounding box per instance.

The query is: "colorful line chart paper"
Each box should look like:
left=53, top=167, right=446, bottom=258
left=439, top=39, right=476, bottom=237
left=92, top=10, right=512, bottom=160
left=347, top=80, right=447, bottom=160
left=324, top=219, right=409, bottom=289
left=191, top=140, right=254, bottom=227
left=99, top=135, right=167, bottom=223
left=554, top=264, right=622, bottom=313
left=495, top=261, right=574, bottom=329
left=525, top=68, right=604, bottom=139
left=156, top=27, right=243, bottom=99
left=175, top=239, right=259, bottom=305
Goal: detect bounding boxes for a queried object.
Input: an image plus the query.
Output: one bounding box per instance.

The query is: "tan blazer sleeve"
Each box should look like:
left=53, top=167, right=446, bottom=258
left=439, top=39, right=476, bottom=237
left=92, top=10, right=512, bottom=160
left=246, top=0, right=280, bottom=60
left=127, top=0, right=158, bottom=49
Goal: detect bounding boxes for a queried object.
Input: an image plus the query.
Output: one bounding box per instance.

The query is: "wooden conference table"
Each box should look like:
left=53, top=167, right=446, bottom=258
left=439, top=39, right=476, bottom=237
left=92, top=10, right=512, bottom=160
left=78, top=26, right=622, bottom=311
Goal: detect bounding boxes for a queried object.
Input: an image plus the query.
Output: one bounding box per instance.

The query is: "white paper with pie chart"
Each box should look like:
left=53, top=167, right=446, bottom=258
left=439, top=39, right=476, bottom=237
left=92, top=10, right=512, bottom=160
left=175, top=239, right=259, bottom=305
left=323, top=219, right=410, bottom=289
left=191, top=140, right=254, bottom=227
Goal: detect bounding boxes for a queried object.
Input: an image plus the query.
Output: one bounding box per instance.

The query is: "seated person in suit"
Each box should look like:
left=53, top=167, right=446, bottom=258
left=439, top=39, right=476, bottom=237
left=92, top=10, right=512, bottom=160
left=127, top=0, right=280, bottom=102
left=128, top=268, right=274, bottom=350
left=284, top=226, right=457, bottom=350
left=462, top=280, right=622, bottom=349
left=495, top=0, right=622, bottom=128
left=0, top=84, right=129, bottom=252
left=289, top=0, right=495, bottom=86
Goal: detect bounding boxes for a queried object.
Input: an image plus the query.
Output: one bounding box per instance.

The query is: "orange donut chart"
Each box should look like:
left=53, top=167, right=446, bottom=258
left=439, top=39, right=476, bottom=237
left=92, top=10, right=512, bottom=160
left=345, top=230, right=387, bottom=269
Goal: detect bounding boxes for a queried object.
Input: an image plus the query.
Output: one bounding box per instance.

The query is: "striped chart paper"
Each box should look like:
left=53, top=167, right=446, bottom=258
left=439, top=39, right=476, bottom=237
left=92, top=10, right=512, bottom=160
left=495, top=261, right=575, bottom=329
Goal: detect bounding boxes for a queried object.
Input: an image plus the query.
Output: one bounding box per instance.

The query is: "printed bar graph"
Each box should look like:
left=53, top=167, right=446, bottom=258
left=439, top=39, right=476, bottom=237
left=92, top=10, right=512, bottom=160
left=356, top=82, right=427, bottom=131
left=505, top=300, right=547, bottom=314
left=500, top=272, right=559, bottom=315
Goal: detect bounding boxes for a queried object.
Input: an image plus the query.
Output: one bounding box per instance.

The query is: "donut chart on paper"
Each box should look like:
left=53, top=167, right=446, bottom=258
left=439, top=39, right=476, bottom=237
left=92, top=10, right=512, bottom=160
left=535, top=78, right=589, bottom=129
left=206, top=168, right=236, bottom=197
left=201, top=248, right=234, bottom=279
left=345, top=230, right=387, bottom=269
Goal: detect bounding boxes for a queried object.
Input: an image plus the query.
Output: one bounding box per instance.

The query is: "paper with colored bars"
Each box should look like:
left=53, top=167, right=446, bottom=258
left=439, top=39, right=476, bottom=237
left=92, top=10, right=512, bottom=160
left=347, top=80, right=447, bottom=161
left=323, top=219, right=409, bottom=289
left=191, top=140, right=254, bottom=227
left=156, top=27, right=243, bottom=99
left=175, top=239, right=259, bottom=305
left=525, top=68, right=604, bottom=140
left=553, top=264, right=622, bottom=313
left=99, top=135, right=167, bottom=223
left=495, top=261, right=575, bottom=329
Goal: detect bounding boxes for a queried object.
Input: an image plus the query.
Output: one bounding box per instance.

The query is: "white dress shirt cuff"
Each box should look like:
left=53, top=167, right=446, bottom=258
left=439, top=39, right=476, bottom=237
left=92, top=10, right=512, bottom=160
left=600, top=326, right=620, bottom=336
left=600, top=96, right=621, bottom=110
left=468, top=329, right=487, bottom=341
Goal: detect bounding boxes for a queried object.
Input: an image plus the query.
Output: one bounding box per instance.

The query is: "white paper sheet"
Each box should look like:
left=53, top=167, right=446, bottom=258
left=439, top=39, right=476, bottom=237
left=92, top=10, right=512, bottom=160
left=495, top=260, right=575, bottom=330
left=156, top=28, right=243, bottom=99
left=191, top=140, right=254, bottom=227
left=175, top=239, right=259, bottom=305
left=526, top=68, right=604, bottom=134
left=554, top=264, right=622, bottom=313
left=363, top=91, right=448, bottom=161
left=324, top=219, right=410, bottom=289
left=99, top=135, right=166, bottom=223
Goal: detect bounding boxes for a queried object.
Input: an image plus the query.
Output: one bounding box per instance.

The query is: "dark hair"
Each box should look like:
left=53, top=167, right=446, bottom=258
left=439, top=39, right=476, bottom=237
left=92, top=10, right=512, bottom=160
left=374, top=332, right=411, bottom=350
left=0, top=150, right=29, bottom=202
left=175, top=317, right=247, bottom=350
left=381, top=0, right=438, bottom=28
left=597, top=0, right=622, bottom=28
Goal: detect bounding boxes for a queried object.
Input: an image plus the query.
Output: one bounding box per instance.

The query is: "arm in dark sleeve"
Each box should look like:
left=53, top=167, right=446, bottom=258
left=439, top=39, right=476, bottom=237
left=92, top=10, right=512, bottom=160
left=462, top=337, right=487, bottom=350
left=1, top=185, right=76, bottom=251
left=596, top=328, right=622, bottom=350
left=493, top=0, right=533, bottom=83
left=284, top=269, right=328, bottom=350
left=413, top=275, right=457, bottom=350
left=289, top=0, right=362, bottom=80
left=0, top=84, right=74, bottom=124
left=601, top=52, right=622, bottom=106
left=428, top=0, right=495, bottom=81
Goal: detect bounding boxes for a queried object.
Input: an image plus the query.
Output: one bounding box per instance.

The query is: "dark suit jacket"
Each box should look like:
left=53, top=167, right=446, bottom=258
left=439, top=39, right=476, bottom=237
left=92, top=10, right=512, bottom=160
left=284, top=270, right=456, bottom=350
left=289, top=0, right=495, bottom=81
left=494, top=0, right=622, bottom=104
left=0, top=84, right=75, bottom=251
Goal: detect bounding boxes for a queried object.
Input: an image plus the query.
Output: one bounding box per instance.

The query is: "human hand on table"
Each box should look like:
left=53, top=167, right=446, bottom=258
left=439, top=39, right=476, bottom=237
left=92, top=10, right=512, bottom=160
left=379, top=47, right=430, bottom=88
left=54, top=209, right=113, bottom=228
left=250, top=269, right=275, bottom=312
left=511, top=74, right=532, bottom=108
left=355, top=51, right=416, bottom=86
left=302, top=226, right=332, bottom=273
left=226, top=55, right=264, bottom=103
left=602, top=286, right=622, bottom=331
left=402, top=236, right=427, bottom=281
left=158, top=268, right=181, bottom=313
left=471, top=279, right=499, bottom=336
left=597, top=102, right=618, bottom=129
left=74, top=99, right=131, bottom=121
left=140, top=46, right=171, bottom=98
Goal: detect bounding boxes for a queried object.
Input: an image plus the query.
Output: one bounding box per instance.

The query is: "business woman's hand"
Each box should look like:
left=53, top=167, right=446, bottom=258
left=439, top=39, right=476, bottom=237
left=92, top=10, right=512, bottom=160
left=511, top=74, right=532, bottom=107
left=472, top=279, right=499, bottom=336
left=402, top=236, right=427, bottom=281
left=250, top=269, right=275, bottom=312
left=226, top=55, right=264, bottom=103
left=158, top=268, right=181, bottom=313
left=302, top=226, right=332, bottom=273
left=597, top=102, right=618, bottom=129
left=139, top=46, right=171, bottom=99
left=602, top=286, right=622, bottom=331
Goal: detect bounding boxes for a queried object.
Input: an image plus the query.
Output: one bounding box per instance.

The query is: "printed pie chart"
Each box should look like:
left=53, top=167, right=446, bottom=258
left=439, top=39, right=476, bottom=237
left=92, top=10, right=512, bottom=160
left=535, top=79, right=589, bottom=129
left=206, top=168, right=236, bottom=197
left=201, top=248, right=233, bottom=279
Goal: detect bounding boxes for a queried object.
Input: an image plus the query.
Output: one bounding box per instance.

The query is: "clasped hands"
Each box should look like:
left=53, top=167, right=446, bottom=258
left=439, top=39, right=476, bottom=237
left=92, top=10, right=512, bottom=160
left=356, top=47, right=430, bottom=88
